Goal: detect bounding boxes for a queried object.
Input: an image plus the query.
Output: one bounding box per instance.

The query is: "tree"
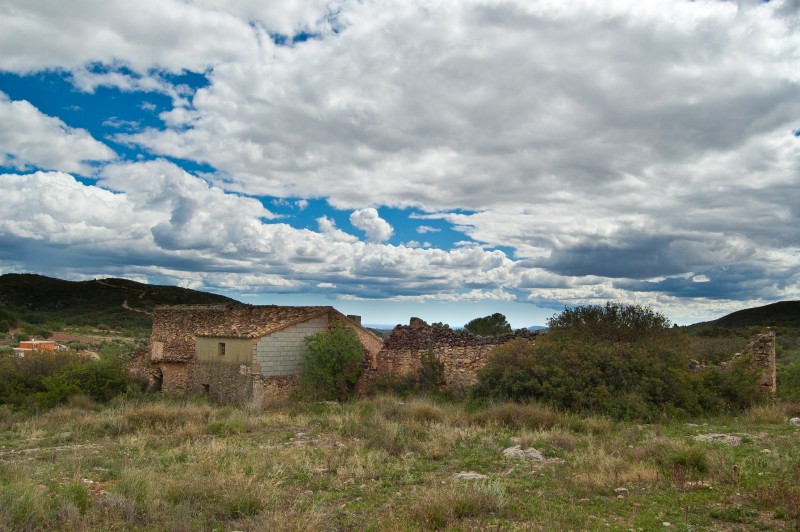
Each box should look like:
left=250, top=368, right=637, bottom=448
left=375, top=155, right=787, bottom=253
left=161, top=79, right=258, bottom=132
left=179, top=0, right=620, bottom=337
left=464, top=313, right=513, bottom=336
left=546, top=302, right=671, bottom=343
left=299, top=326, right=365, bottom=401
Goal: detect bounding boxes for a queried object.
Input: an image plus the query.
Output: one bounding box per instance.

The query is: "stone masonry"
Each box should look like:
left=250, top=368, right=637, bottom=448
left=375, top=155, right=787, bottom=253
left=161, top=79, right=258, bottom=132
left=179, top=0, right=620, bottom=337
left=742, top=330, right=777, bottom=393
left=359, top=317, right=539, bottom=391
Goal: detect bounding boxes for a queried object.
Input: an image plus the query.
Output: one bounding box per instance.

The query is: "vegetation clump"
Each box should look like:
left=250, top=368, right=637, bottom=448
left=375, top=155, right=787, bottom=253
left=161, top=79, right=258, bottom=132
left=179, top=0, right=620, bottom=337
left=0, top=350, right=130, bottom=410
left=464, top=312, right=513, bottom=336
left=473, top=303, right=763, bottom=420
left=298, top=325, right=364, bottom=401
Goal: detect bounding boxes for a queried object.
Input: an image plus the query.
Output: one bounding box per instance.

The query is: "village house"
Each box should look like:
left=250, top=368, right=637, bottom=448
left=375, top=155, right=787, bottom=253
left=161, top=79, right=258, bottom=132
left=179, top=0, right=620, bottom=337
left=13, top=339, right=67, bottom=357
left=149, top=304, right=383, bottom=406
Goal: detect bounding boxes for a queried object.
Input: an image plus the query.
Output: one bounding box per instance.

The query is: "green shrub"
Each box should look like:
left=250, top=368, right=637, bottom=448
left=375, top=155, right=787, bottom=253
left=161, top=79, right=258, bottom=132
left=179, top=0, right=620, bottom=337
left=0, top=351, right=129, bottom=409
left=777, top=361, right=800, bottom=402
left=464, top=313, right=513, bottom=336
left=472, top=303, right=762, bottom=420
left=298, top=326, right=364, bottom=401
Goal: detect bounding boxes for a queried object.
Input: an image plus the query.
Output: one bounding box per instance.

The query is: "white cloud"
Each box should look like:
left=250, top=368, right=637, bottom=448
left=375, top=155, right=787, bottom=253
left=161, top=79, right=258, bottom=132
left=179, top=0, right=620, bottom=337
left=349, top=208, right=394, bottom=243
left=417, top=225, right=440, bottom=234
left=1, top=0, right=799, bottom=322
left=0, top=92, right=116, bottom=174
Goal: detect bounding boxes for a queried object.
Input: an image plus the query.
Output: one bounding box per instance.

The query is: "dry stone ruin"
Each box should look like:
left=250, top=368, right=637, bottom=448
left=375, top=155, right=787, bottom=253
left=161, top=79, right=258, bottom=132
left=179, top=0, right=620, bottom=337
left=359, top=317, right=539, bottom=390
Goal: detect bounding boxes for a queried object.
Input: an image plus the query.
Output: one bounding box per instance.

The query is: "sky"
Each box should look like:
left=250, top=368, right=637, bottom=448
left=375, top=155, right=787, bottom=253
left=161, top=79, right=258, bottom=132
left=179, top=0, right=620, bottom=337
left=0, top=0, right=798, bottom=328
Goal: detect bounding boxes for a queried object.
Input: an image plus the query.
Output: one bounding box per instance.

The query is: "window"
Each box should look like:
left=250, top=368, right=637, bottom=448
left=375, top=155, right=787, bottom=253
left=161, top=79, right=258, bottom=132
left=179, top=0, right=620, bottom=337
left=218, top=342, right=226, bottom=356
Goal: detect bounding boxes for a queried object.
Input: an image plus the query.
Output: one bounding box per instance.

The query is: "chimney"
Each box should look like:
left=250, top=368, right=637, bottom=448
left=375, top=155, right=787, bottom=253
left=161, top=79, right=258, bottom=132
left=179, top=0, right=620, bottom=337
left=347, top=314, right=362, bottom=325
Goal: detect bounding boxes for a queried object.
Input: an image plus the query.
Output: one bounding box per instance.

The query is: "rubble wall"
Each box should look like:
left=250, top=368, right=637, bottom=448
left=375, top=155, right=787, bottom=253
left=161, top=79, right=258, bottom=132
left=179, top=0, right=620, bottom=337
left=252, top=375, right=300, bottom=406
left=360, top=317, right=538, bottom=391
left=157, top=361, right=194, bottom=395
left=743, top=331, right=777, bottom=393
left=192, top=360, right=255, bottom=405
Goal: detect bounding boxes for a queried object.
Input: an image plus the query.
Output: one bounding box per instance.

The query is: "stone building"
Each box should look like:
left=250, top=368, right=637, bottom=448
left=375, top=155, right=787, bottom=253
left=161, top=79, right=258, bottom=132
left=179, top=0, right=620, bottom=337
left=359, top=317, right=539, bottom=391
left=149, top=304, right=383, bottom=405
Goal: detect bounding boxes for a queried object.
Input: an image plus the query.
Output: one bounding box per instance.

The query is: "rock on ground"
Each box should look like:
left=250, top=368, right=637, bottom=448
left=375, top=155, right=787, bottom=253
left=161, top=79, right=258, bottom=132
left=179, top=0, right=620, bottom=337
left=502, top=445, right=545, bottom=460
left=455, top=471, right=488, bottom=480
left=693, top=433, right=742, bottom=446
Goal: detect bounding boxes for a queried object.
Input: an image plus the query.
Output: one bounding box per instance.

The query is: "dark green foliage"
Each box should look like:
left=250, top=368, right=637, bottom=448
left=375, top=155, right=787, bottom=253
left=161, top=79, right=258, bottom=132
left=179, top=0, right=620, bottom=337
left=464, top=313, right=513, bottom=336
left=0, top=351, right=129, bottom=409
left=299, top=326, right=364, bottom=401
left=777, top=362, right=800, bottom=402
left=366, top=349, right=445, bottom=396
left=547, top=302, right=671, bottom=343
left=417, top=349, right=445, bottom=393
left=473, top=303, right=764, bottom=420
left=0, top=305, right=16, bottom=334
left=0, top=273, right=238, bottom=334
left=699, top=301, right=800, bottom=329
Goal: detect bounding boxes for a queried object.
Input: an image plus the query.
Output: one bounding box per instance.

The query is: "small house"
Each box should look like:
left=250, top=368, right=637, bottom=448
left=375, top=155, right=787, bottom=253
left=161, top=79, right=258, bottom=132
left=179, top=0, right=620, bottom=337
left=149, top=304, right=383, bottom=405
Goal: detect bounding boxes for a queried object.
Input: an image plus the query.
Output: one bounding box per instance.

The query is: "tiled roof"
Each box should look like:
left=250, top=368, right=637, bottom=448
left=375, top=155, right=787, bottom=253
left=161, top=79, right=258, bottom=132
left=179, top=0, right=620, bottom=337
left=194, top=305, right=333, bottom=339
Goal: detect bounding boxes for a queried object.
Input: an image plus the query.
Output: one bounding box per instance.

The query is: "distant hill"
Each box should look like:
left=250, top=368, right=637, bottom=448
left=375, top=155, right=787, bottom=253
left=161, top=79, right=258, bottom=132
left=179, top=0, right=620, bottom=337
left=0, top=273, right=239, bottom=332
left=686, top=300, right=800, bottom=334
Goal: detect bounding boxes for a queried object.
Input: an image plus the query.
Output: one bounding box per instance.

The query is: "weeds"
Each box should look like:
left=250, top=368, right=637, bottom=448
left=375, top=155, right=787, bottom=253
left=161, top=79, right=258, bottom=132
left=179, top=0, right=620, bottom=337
left=0, top=395, right=797, bottom=530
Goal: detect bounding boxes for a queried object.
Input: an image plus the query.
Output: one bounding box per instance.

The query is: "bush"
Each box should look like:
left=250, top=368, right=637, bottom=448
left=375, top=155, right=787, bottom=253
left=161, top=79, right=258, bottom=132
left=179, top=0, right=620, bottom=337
left=464, top=313, right=513, bottom=336
left=298, top=326, right=364, bottom=401
left=547, top=302, right=671, bottom=343
left=472, top=303, right=763, bottom=420
left=0, top=351, right=129, bottom=410
left=364, top=349, right=445, bottom=396
left=777, top=362, right=800, bottom=402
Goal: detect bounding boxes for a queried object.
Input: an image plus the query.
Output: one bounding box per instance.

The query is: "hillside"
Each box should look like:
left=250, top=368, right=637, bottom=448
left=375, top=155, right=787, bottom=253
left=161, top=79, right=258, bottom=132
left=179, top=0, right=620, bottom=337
left=686, top=300, right=800, bottom=334
left=0, top=273, right=239, bottom=332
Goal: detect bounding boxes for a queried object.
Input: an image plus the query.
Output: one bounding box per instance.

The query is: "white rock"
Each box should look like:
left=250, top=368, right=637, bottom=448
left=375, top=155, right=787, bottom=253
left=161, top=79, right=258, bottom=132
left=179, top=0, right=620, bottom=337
left=614, top=487, right=629, bottom=497
left=502, top=445, right=545, bottom=460
left=693, top=433, right=742, bottom=446
left=789, top=417, right=800, bottom=426
left=455, top=471, right=488, bottom=480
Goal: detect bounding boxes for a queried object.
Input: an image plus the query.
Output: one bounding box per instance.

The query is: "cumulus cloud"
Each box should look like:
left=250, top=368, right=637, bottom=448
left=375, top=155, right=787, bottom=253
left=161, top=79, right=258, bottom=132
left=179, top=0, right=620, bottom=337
left=0, top=92, right=116, bottom=174
left=0, top=166, right=524, bottom=300
left=349, top=208, right=394, bottom=243
left=1, top=0, right=799, bottom=322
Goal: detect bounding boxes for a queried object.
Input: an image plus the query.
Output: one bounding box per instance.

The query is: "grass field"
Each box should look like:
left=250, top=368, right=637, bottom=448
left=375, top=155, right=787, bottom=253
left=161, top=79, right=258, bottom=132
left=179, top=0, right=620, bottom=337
left=1, top=395, right=799, bottom=531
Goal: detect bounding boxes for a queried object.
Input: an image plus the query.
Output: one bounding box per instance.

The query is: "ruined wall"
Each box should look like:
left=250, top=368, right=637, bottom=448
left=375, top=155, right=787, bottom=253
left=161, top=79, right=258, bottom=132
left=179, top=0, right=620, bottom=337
left=252, top=375, right=300, bottom=406
left=360, top=317, right=538, bottom=390
left=192, top=360, right=255, bottom=404
left=743, top=331, right=777, bottom=393
left=157, top=361, right=194, bottom=395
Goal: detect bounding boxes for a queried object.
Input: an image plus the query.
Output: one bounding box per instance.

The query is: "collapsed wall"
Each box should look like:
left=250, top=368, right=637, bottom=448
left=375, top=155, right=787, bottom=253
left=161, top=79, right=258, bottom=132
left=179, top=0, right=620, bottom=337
left=360, top=317, right=539, bottom=390
left=741, top=330, right=777, bottom=393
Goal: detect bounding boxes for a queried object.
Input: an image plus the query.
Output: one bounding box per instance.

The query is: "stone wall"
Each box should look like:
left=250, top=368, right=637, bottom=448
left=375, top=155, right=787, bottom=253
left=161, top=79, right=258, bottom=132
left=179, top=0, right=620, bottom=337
left=252, top=375, right=300, bottom=406
left=157, top=361, right=194, bottom=395
left=743, top=331, right=777, bottom=393
left=360, top=317, right=538, bottom=391
left=192, top=360, right=255, bottom=405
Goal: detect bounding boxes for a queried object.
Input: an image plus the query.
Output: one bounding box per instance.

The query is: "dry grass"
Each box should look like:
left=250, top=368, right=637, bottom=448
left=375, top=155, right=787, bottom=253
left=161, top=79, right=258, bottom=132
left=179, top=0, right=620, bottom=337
left=0, top=394, right=798, bottom=530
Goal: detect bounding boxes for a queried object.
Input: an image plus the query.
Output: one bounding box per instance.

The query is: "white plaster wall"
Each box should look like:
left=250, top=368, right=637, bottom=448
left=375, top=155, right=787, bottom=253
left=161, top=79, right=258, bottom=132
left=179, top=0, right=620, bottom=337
left=254, top=315, right=329, bottom=377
